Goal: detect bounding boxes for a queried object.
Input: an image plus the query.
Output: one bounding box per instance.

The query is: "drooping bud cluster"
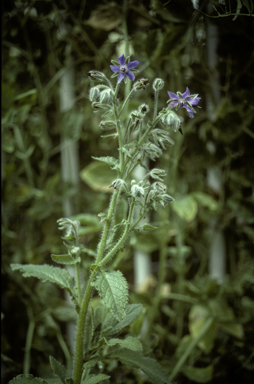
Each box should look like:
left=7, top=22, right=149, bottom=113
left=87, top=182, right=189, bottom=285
left=87, top=70, right=107, bottom=82
left=153, top=78, right=165, bottom=91
left=160, top=110, right=183, bottom=132
left=134, top=78, right=149, bottom=90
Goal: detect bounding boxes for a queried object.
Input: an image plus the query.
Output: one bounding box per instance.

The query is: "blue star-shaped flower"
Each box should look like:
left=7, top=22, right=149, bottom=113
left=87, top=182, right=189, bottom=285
left=110, top=54, right=139, bottom=84
left=167, top=87, right=200, bottom=118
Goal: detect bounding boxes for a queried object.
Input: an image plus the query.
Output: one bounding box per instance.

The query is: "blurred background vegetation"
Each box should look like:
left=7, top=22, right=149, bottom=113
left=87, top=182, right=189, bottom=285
left=2, top=0, right=254, bottom=383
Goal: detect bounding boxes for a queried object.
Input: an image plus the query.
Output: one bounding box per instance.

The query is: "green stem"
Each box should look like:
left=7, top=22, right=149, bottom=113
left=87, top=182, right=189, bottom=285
left=72, top=272, right=95, bottom=384
left=75, top=234, right=82, bottom=306
left=56, top=332, right=72, bottom=372
left=73, top=83, right=123, bottom=381
left=153, top=90, right=159, bottom=121
left=23, top=308, right=35, bottom=374
left=169, top=317, right=214, bottom=381
left=119, top=87, right=136, bottom=117
left=75, top=263, right=81, bottom=306
left=96, top=189, right=120, bottom=264
left=99, top=201, right=135, bottom=267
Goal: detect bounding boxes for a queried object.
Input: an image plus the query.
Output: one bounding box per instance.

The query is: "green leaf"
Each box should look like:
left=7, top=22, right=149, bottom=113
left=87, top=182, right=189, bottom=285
left=102, top=304, right=143, bottom=338
left=189, top=305, right=217, bottom=354
left=137, top=224, right=158, bottom=231
left=183, top=364, right=214, bottom=383
left=100, top=133, right=118, bottom=139
left=8, top=374, right=48, bottom=384
left=51, top=254, right=79, bottom=265
left=91, top=270, right=129, bottom=321
left=105, top=336, right=142, bottom=351
left=120, top=304, right=143, bottom=328
left=82, top=374, right=110, bottom=384
left=192, top=192, right=219, bottom=211
left=109, top=350, right=171, bottom=384
left=172, top=195, right=198, bottom=222
left=49, top=356, right=68, bottom=384
left=11, top=264, right=79, bottom=310
left=91, top=156, right=120, bottom=171
left=83, top=357, right=101, bottom=371
left=80, top=161, right=117, bottom=192
left=242, top=0, right=254, bottom=14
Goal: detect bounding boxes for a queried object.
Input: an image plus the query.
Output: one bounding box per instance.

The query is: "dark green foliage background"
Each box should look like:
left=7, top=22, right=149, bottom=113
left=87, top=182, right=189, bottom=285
left=2, top=0, right=254, bottom=383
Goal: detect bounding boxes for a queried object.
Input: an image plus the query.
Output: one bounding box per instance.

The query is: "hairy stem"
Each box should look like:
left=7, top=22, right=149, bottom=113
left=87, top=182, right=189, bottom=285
left=99, top=200, right=135, bottom=267
left=72, top=272, right=96, bottom=384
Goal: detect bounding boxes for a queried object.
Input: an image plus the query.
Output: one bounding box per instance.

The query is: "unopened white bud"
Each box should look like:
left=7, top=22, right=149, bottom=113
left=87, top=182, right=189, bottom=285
left=100, top=89, right=113, bottom=104
left=89, top=87, right=100, bottom=102
left=153, top=78, right=165, bottom=91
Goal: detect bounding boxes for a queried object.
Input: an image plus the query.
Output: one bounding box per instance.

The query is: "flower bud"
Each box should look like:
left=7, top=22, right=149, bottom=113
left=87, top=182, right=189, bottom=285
left=134, top=78, right=149, bottom=90
left=157, top=193, right=174, bottom=207
left=131, top=184, right=145, bottom=198
left=154, top=182, right=167, bottom=192
left=87, top=70, right=106, bottom=81
left=89, top=87, right=100, bottom=102
left=70, top=247, right=80, bottom=258
left=160, top=110, right=183, bottom=132
left=99, top=120, right=116, bottom=130
left=149, top=168, right=167, bottom=182
left=108, top=179, right=126, bottom=190
left=100, top=89, right=113, bottom=104
left=139, top=104, right=150, bottom=115
left=153, top=78, right=165, bottom=91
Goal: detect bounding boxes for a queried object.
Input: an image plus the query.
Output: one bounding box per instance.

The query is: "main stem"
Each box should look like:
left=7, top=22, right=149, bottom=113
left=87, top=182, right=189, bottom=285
left=73, top=82, right=125, bottom=384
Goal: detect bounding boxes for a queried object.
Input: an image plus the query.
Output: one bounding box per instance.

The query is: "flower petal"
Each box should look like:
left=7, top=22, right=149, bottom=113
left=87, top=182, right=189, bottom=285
left=126, top=70, right=135, bottom=81
left=186, top=105, right=194, bottom=118
left=168, top=101, right=179, bottom=107
left=117, top=72, right=125, bottom=83
left=118, top=54, right=126, bottom=65
left=167, top=91, right=179, bottom=100
left=110, top=65, right=120, bottom=73
left=182, top=87, right=190, bottom=99
left=187, top=95, right=200, bottom=106
left=127, top=60, right=139, bottom=69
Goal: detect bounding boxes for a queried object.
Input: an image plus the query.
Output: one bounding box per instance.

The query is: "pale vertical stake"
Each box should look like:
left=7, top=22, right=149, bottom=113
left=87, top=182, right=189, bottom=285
left=59, top=48, right=80, bottom=353
left=206, top=3, right=225, bottom=284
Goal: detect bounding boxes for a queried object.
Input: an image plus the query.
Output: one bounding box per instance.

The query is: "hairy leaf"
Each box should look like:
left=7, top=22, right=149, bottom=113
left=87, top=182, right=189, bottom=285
left=91, top=270, right=128, bottom=321
left=105, top=336, right=142, bottom=351
left=109, top=350, right=171, bottom=384
left=91, top=156, right=119, bottom=171
left=51, top=254, right=80, bottom=265
left=49, top=356, right=68, bottom=384
left=101, top=304, right=143, bottom=338
left=8, top=374, right=49, bottom=384
left=11, top=264, right=79, bottom=310
left=82, top=374, right=110, bottom=384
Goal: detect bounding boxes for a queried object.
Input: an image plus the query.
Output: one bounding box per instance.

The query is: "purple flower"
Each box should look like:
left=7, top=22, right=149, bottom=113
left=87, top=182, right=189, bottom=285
left=167, top=87, right=200, bottom=118
left=110, top=54, right=139, bottom=84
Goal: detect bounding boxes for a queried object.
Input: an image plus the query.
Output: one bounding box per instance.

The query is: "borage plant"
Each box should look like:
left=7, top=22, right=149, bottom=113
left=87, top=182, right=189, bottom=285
left=10, top=54, right=200, bottom=384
